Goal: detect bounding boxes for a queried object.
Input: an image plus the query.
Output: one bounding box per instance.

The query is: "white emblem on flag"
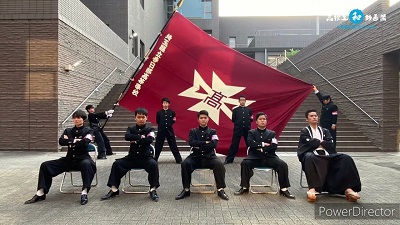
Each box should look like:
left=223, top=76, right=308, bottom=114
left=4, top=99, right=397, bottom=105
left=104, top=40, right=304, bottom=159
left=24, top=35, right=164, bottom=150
left=211, top=135, right=219, bottom=140
left=178, top=70, right=256, bottom=125
left=147, top=132, right=155, bottom=137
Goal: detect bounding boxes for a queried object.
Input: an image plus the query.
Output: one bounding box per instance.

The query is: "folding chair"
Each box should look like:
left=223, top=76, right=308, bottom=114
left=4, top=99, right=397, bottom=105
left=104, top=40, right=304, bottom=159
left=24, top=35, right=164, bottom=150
left=247, top=147, right=279, bottom=194
left=300, top=168, right=308, bottom=188
left=122, top=145, right=155, bottom=194
left=189, top=148, right=217, bottom=194
left=59, top=143, right=98, bottom=193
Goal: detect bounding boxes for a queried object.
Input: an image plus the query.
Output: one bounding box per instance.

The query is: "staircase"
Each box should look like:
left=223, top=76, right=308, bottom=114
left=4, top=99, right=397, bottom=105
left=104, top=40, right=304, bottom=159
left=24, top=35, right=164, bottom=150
left=96, top=84, right=380, bottom=153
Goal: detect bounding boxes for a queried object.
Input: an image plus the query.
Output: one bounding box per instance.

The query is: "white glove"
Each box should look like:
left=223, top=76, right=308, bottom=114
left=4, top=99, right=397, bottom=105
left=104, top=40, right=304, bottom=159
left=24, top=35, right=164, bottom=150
left=107, top=114, right=113, bottom=118
left=105, top=109, right=114, bottom=116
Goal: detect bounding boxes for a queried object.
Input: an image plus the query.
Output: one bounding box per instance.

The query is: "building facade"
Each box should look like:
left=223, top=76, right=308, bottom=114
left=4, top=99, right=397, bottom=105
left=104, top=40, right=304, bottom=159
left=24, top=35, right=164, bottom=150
left=0, top=0, right=168, bottom=150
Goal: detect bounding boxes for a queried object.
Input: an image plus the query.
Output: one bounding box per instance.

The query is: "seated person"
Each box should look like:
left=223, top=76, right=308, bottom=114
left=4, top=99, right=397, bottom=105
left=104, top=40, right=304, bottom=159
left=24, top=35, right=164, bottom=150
left=175, top=110, right=229, bottom=200
left=234, top=112, right=295, bottom=199
left=25, top=109, right=96, bottom=205
left=297, top=109, right=361, bottom=202
left=100, top=108, right=160, bottom=202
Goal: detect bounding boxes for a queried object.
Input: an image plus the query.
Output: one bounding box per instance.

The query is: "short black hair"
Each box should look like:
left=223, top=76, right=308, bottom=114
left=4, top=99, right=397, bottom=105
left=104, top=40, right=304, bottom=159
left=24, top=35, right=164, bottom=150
left=85, top=104, right=94, bottom=112
left=135, top=107, right=148, bottom=116
left=255, top=112, right=268, bottom=120
left=239, top=95, right=246, bottom=100
left=72, top=109, right=87, bottom=121
left=305, top=109, right=317, bottom=118
left=197, top=110, right=209, bottom=118
left=162, top=98, right=170, bottom=104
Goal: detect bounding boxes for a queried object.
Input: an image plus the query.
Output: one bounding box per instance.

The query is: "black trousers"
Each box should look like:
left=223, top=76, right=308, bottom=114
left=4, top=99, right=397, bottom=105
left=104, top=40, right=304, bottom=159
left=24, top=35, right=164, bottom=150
left=106, top=157, right=160, bottom=189
left=38, top=157, right=96, bottom=194
left=226, top=128, right=249, bottom=162
left=240, top=157, right=290, bottom=189
left=303, top=153, right=361, bottom=194
left=93, top=128, right=113, bottom=156
left=154, top=129, right=182, bottom=162
left=181, top=155, right=226, bottom=189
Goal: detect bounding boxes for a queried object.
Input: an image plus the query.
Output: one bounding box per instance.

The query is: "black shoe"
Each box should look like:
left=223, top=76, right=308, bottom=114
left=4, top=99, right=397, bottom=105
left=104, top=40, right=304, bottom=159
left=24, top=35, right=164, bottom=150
left=80, top=194, right=88, bottom=205
left=106, top=152, right=116, bottom=156
left=101, top=190, right=119, bottom=200
left=175, top=189, right=190, bottom=200
left=97, top=155, right=107, bottom=160
left=149, top=190, right=159, bottom=202
left=280, top=189, right=295, bottom=199
left=234, top=187, right=249, bottom=195
left=217, top=190, right=229, bottom=200
left=25, top=194, right=46, bottom=204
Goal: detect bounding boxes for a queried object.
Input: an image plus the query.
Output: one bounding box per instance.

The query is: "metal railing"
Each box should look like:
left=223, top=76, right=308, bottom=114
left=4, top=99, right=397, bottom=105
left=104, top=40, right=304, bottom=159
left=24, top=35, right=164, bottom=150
left=310, top=67, right=380, bottom=127
left=255, top=29, right=331, bottom=36
left=60, top=56, right=140, bottom=126
left=60, top=67, right=119, bottom=125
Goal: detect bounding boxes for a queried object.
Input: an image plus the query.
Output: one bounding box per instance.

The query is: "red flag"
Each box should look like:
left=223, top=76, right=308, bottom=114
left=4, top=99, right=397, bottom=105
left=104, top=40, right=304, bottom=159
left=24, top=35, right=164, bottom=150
left=119, top=12, right=312, bottom=156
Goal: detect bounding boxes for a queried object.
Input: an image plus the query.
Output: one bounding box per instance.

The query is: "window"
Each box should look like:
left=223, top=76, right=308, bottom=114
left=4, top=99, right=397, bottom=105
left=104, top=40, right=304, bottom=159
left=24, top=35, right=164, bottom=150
left=229, top=37, right=236, bottom=48
left=140, top=0, right=144, bottom=9
left=131, top=30, right=138, bottom=56
left=203, top=30, right=212, bottom=35
left=140, top=40, right=145, bottom=60
left=177, top=0, right=212, bottom=19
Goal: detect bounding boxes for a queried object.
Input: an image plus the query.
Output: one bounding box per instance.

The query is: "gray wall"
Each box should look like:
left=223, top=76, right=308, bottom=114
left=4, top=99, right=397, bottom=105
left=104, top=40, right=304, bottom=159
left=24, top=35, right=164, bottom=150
left=278, top=0, right=400, bottom=151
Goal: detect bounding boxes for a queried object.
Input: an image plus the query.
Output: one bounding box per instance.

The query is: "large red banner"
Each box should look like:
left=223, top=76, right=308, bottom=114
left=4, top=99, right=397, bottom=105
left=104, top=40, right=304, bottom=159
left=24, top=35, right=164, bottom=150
left=119, top=12, right=312, bottom=156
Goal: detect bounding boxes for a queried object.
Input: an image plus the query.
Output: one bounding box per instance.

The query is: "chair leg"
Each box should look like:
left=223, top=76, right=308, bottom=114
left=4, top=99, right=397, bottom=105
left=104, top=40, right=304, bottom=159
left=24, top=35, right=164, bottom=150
left=190, top=169, right=216, bottom=194
left=250, top=169, right=278, bottom=194
left=122, top=170, right=150, bottom=194
left=300, top=170, right=308, bottom=188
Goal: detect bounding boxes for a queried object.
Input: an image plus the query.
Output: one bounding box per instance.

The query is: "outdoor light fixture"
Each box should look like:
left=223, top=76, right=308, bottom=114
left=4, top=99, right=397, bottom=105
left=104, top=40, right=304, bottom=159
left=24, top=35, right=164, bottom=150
left=129, top=32, right=138, bottom=39
left=64, top=60, right=83, bottom=72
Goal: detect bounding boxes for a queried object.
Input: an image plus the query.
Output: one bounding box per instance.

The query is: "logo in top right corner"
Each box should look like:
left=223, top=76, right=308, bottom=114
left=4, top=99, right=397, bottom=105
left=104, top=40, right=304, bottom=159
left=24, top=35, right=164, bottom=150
left=349, top=9, right=364, bottom=24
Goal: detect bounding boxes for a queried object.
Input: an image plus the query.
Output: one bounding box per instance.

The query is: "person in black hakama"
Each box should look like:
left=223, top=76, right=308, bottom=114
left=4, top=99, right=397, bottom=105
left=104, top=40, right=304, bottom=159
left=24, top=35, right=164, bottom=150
left=24, top=110, right=96, bottom=205
left=297, top=109, right=361, bottom=202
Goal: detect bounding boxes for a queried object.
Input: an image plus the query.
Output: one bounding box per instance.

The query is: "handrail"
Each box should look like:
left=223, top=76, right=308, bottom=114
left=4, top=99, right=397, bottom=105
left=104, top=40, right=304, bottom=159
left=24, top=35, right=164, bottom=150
left=61, top=67, right=119, bottom=125
left=285, top=57, right=302, bottom=72
left=60, top=56, right=140, bottom=126
left=310, top=67, right=380, bottom=127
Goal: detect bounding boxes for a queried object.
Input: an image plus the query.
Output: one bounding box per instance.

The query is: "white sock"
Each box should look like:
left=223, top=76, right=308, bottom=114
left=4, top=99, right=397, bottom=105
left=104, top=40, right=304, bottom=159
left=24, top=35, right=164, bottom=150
left=150, top=187, right=156, bottom=192
left=184, top=188, right=190, bottom=191
left=36, top=189, right=44, bottom=196
left=218, top=188, right=224, bottom=191
left=111, top=186, right=118, bottom=192
left=281, top=188, right=287, bottom=191
left=81, top=188, right=88, bottom=195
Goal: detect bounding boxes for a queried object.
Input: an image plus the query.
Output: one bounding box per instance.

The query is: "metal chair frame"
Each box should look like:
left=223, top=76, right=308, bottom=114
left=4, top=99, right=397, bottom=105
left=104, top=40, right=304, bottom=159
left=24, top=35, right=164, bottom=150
left=59, top=143, right=98, bottom=193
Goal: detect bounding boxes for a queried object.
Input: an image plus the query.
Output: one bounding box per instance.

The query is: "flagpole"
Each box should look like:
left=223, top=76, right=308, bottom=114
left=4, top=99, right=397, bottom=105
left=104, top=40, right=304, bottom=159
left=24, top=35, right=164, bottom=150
left=101, top=5, right=183, bottom=130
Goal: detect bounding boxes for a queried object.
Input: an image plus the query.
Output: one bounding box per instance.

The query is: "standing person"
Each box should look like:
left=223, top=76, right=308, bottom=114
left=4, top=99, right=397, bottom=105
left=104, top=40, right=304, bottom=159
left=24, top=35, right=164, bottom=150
left=100, top=108, right=160, bottom=202
left=175, top=110, right=229, bottom=201
left=234, top=112, right=295, bottom=199
left=313, top=86, right=338, bottom=148
left=24, top=110, right=96, bottom=205
left=297, top=109, right=361, bottom=202
left=225, top=95, right=253, bottom=164
left=154, top=98, right=182, bottom=163
left=85, top=105, right=114, bottom=159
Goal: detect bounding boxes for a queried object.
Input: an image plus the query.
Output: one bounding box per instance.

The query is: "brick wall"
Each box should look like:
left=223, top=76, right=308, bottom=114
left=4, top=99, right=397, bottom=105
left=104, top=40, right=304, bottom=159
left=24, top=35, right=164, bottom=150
left=278, top=0, right=400, bottom=151
left=0, top=20, right=58, bottom=150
